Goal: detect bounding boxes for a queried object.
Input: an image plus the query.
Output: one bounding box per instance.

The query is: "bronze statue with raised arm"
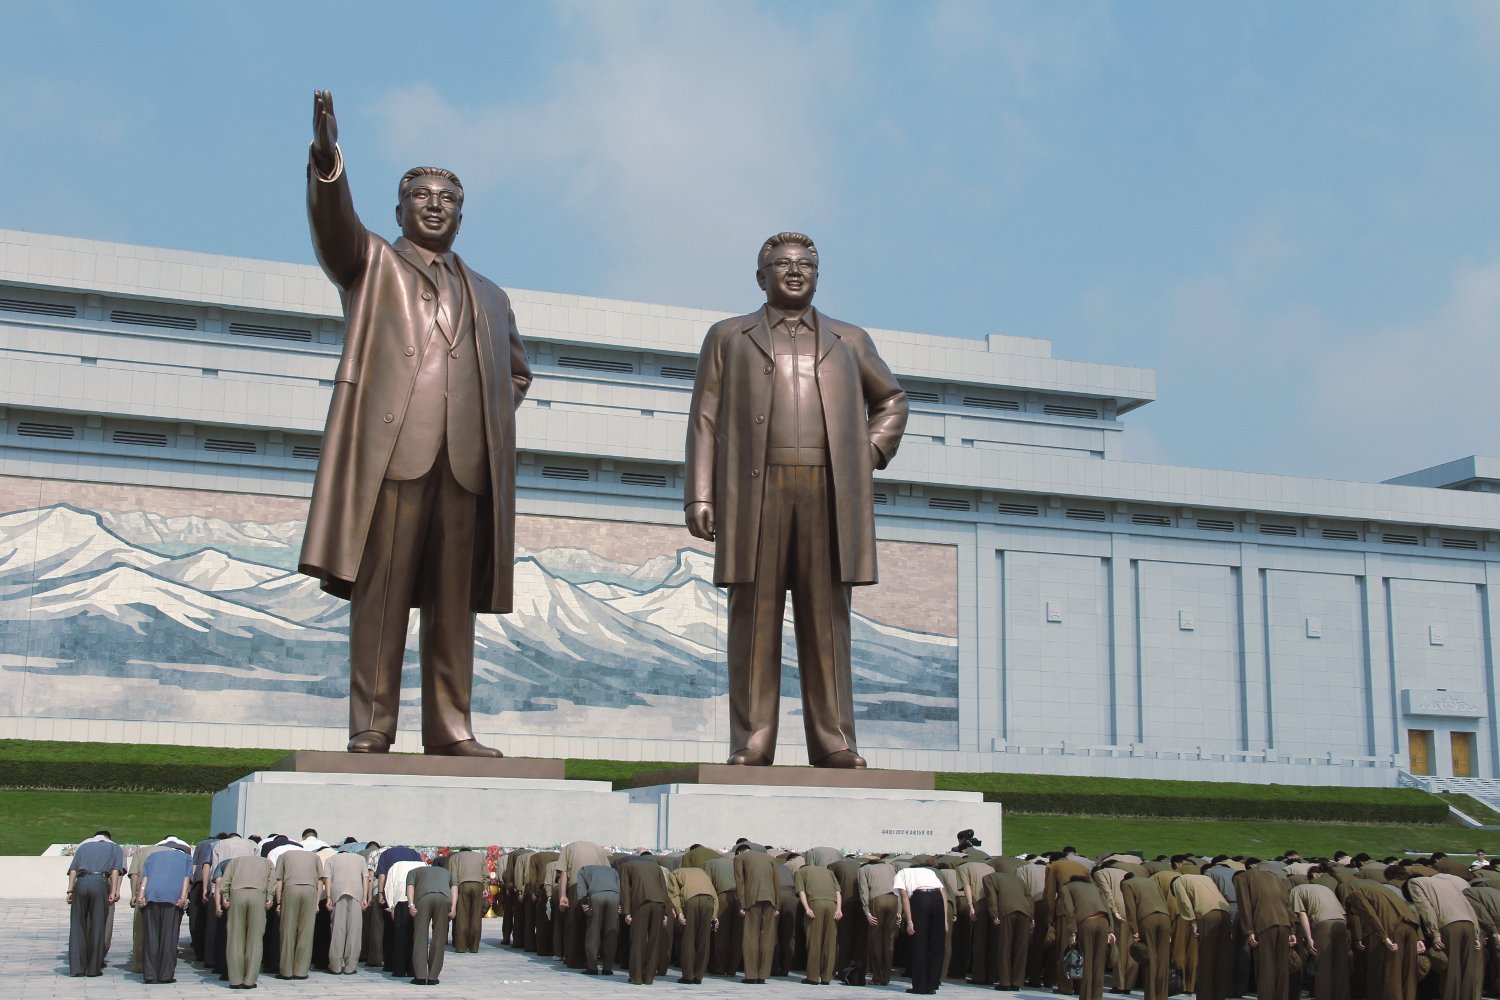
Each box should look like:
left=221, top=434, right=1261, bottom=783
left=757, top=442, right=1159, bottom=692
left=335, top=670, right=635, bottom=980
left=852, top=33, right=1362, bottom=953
left=297, top=91, right=532, bottom=757
left=684, top=234, right=908, bottom=768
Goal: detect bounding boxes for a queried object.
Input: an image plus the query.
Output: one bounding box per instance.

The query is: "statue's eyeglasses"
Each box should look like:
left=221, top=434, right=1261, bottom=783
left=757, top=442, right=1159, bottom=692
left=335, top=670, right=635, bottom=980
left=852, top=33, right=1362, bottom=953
left=766, top=258, right=818, bottom=273
left=407, top=188, right=461, bottom=205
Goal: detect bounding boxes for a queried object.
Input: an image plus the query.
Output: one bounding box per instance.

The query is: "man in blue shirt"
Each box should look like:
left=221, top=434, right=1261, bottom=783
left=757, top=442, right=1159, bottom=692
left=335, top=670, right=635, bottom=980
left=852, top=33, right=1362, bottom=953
left=67, top=832, right=125, bottom=977
left=138, top=842, right=194, bottom=983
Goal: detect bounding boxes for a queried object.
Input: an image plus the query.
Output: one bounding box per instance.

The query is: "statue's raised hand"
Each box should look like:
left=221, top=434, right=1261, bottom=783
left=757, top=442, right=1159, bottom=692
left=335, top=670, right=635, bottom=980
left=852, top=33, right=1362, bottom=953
left=311, top=90, right=339, bottom=176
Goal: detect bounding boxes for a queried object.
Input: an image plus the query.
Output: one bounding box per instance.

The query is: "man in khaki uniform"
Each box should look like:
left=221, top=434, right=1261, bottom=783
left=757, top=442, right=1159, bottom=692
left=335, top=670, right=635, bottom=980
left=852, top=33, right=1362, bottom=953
left=321, top=850, right=369, bottom=975
left=273, top=846, right=322, bottom=979
left=1092, top=862, right=1135, bottom=993
left=447, top=849, right=488, bottom=953
left=1173, top=871, right=1234, bottom=1000
left=797, top=862, right=843, bottom=984
left=1407, top=873, right=1481, bottom=1000
left=559, top=841, right=610, bottom=967
left=705, top=855, right=742, bottom=976
left=1045, top=855, right=1091, bottom=989
left=983, top=868, right=1033, bottom=992
left=860, top=859, right=901, bottom=986
left=526, top=851, right=559, bottom=954
left=957, top=859, right=995, bottom=984
left=504, top=848, right=532, bottom=948
left=736, top=844, right=781, bottom=982
left=1121, top=873, right=1173, bottom=1000
left=671, top=863, right=720, bottom=983
left=1237, top=868, right=1296, bottom=1000
left=621, top=854, right=672, bottom=985
left=407, top=860, right=457, bottom=984
left=217, top=852, right=274, bottom=988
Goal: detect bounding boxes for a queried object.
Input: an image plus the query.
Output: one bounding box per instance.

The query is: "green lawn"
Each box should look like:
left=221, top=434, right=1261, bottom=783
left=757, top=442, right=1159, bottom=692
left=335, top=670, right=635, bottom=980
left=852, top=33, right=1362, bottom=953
left=0, top=790, right=211, bottom=856
left=1, top=786, right=1490, bottom=863
left=1003, top=813, right=1497, bottom=859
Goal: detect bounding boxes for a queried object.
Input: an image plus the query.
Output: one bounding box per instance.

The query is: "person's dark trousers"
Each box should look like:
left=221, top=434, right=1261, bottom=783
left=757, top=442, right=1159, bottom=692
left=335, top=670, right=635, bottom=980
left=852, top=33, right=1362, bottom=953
left=313, top=901, right=332, bottom=970
left=360, top=900, right=384, bottom=966
left=679, top=895, right=713, bottom=981
left=1307, top=919, right=1348, bottom=1000
left=563, top=883, right=585, bottom=967
left=142, top=902, right=184, bottom=983
left=1076, top=914, right=1109, bottom=1000
left=200, top=899, right=221, bottom=970
left=521, top=889, right=536, bottom=951
left=968, top=897, right=992, bottom=983
left=187, top=892, right=204, bottom=961
left=1441, top=921, right=1480, bottom=1000
left=453, top=882, right=485, bottom=953
left=712, top=889, right=743, bottom=975
left=628, top=902, right=667, bottom=985
left=1229, top=908, right=1251, bottom=999
left=213, top=903, right=230, bottom=976
left=867, top=894, right=901, bottom=985
left=658, top=910, right=675, bottom=978
left=413, top=894, right=450, bottom=982
left=501, top=886, right=516, bottom=946
left=584, top=891, right=620, bottom=974
left=1197, top=909, right=1234, bottom=1000
left=387, top=905, right=415, bottom=978
left=908, top=889, right=946, bottom=994
left=617, top=908, right=632, bottom=970
left=774, top=889, right=800, bottom=976
left=726, top=465, right=858, bottom=763
left=347, top=451, right=487, bottom=750
left=260, top=906, right=280, bottom=974
left=950, top=906, right=972, bottom=980
left=993, top=911, right=1031, bottom=991
left=1252, top=924, right=1290, bottom=1000
left=838, top=896, right=868, bottom=983
left=67, top=874, right=111, bottom=977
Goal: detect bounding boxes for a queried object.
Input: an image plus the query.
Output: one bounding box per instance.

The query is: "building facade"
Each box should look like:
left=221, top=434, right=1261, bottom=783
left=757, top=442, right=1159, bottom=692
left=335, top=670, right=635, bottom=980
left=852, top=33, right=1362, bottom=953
left=0, top=227, right=1497, bottom=786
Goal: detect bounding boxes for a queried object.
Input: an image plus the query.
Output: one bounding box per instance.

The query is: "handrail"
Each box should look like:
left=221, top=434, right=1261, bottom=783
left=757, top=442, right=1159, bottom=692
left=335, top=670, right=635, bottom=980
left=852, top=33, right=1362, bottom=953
left=988, top=739, right=1398, bottom=768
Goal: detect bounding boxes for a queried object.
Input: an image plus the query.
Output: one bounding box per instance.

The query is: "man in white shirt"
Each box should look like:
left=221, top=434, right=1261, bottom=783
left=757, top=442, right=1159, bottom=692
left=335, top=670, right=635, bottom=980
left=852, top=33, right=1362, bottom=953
left=301, top=828, right=331, bottom=852
left=895, top=867, right=948, bottom=995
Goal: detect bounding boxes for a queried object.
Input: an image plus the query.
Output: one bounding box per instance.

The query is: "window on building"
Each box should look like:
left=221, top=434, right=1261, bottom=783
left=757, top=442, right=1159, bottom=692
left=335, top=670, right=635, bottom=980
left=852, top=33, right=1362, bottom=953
left=1453, top=732, right=1476, bottom=778
left=1408, top=729, right=1434, bottom=775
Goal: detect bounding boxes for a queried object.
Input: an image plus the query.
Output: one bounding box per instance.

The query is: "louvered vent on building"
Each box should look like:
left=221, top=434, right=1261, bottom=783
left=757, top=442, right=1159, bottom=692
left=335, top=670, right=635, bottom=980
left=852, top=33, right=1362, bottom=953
left=621, top=472, right=668, bottom=488
left=1259, top=524, right=1298, bottom=536
left=0, top=297, right=77, bottom=318
left=1065, top=508, right=1107, bottom=521
left=1131, top=513, right=1171, bottom=526
left=1198, top=518, right=1236, bottom=532
left=998, top=503, right=1041, bottom=517
left=962, top=397, right=1020, bottom=411
left=872, top=493, right=889, bottom=505
left=1043, top=404, right=1098, bottom=419
left=228, top=322, right=312, bottom=343
left=111, top=310, right=196, bottom=330
left=292, top=446, right=321, bottom=460
left=1442, top=538, right=1480, bottom=550
left=1322, top=527, right=1359, bottom=541
left=112, top=430, right=167, bottom=448
left=904, top=390, right=940, bottom=403
left=558, top=357, right=633, bottom=374
left=541, top=466, right=589, bottom=481
left=17, top=422, right=75, bottom=439
left=1383, top=532, right=1420, bottom=546
left=659, top=366, right=697, bottom=380
left=928, top=497, right=972, bottom=511
left=205, top=438, right=256, bottom=454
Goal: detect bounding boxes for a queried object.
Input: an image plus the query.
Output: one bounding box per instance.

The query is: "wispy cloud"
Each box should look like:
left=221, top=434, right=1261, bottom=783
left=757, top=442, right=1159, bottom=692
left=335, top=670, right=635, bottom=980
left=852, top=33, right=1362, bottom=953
left=370, top=2, right=859, bottom=309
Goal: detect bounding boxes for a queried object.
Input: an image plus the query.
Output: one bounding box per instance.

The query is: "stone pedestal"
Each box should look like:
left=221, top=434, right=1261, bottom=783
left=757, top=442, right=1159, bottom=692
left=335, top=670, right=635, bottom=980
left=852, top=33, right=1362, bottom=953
left=211, top=765, right=1001, bottom=854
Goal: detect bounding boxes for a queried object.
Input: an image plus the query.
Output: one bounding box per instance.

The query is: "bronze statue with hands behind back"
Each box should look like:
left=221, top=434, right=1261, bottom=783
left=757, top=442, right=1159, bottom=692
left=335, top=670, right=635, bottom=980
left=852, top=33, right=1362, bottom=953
left=684, top=234, right=909, bottom=768
left=297, top=91, right=532, bottom=757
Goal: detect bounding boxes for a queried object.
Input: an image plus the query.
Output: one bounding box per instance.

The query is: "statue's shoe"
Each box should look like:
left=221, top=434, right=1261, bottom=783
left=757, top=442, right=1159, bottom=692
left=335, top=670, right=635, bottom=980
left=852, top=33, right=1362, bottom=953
left=347, top=731, right=391, bottom=753
left=726, top=748, right=772, bottom=766
left=811, top=749, right=867, bottom=769
left=426, top=739, right=504, bottom=758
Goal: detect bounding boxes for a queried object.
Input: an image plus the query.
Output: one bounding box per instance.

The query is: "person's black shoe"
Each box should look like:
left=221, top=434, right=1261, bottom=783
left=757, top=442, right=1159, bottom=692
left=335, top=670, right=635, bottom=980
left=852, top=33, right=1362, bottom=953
left=430, top=980, right=439, bottom=985
left=275, top=974, right=292, bottom=980
left=585, top=969, right=601, bottom=975
left=802, top=979, right=819, bottom=985
left=293, top=976, right=308, bottom=980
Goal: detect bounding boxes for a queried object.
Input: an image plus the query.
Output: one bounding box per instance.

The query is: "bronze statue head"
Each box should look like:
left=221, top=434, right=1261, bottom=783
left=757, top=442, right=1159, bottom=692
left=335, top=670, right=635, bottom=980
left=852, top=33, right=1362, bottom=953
left=395, top=167, right=464, bottom=253
left=756, top=232, right=818, bottom=312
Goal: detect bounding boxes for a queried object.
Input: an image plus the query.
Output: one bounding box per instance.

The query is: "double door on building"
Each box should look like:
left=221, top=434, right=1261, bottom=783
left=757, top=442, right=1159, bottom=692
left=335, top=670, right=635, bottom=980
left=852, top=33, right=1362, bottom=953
left=1408, top=729, right=1476, bottom=777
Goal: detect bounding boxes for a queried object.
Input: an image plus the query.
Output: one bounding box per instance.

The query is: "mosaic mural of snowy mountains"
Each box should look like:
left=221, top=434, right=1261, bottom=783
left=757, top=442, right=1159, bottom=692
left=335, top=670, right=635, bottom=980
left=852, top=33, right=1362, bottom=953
left=0, top=505, right=957, bottom=741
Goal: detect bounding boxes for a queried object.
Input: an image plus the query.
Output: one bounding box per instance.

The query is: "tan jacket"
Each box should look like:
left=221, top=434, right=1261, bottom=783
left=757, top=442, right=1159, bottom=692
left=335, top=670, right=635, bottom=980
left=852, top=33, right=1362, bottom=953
left=1408, top=875, right=1478, bottom=938
left=301, top=149, right=531, bottom=610
left=736, top=850, right=781, bottom=907
left=685, top=306, right=907, bottom=585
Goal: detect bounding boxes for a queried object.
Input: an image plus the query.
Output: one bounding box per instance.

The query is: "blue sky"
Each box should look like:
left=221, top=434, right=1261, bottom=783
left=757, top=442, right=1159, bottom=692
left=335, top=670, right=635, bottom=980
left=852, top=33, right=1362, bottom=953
left=4, top=1, right=1500, bottom=484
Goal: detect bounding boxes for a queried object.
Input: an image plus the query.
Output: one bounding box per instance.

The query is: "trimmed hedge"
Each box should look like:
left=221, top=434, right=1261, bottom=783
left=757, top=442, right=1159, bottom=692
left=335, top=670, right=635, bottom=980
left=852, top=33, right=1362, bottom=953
left=0, top=740, right=288, bottom=793
left=935, top=772, right=1447, bottom=825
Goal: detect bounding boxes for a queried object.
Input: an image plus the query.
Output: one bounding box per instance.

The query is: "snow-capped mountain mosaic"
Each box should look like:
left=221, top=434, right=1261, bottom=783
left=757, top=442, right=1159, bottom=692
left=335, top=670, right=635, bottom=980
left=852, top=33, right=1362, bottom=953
left=0, top=501, right=958, bottom=749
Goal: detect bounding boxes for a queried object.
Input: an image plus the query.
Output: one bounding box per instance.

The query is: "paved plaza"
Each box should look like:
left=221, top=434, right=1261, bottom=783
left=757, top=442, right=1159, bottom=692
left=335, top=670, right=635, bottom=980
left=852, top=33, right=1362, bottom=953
left=2, top=900, right=1056, bottom=1000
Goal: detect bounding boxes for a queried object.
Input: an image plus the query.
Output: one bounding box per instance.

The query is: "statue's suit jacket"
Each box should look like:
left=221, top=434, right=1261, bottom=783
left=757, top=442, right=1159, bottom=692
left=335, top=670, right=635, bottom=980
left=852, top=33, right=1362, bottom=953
left=298, top=149, right=532, bottom=612
left=684, top=306, right=907, bottom=586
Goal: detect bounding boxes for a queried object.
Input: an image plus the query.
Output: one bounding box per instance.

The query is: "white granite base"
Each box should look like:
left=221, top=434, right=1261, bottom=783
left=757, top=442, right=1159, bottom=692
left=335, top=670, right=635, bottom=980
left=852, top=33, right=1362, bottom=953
left=211, top=772, right=1002, bottom=855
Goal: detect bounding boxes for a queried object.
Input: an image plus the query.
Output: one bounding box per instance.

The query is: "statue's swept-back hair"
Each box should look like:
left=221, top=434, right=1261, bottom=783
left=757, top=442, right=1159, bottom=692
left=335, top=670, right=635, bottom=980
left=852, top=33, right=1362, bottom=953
left=398, top=166, right=464, bottom=203
left=757, top=232, right=817, bottom=270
